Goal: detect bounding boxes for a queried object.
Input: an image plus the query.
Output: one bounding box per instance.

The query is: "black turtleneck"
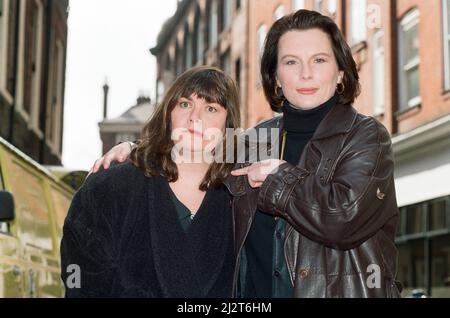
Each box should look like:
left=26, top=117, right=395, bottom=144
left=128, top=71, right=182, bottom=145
left=242, top=94, right=337, bottom=299
left=282, top=94, right=337, bottom=164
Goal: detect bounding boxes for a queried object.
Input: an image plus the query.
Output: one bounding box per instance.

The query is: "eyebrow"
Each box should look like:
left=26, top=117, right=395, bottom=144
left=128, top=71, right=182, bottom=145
left=280, top=52, right=332, bottom=59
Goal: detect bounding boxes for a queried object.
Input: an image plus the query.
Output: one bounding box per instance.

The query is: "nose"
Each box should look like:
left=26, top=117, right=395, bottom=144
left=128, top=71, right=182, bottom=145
left=300, top=63, right=313, bottom=80
left=189, top=103, right=202, bottom=123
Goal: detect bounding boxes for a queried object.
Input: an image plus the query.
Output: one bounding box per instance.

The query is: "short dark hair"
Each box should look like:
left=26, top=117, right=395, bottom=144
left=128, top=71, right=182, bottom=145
left=261, top=9, right=361, bottom=111
left=131, top=66, right=241, bottom=190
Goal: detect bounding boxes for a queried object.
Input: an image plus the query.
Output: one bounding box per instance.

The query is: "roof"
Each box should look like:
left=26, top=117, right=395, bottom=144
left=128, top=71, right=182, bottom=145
left=100, top=97, right=155, bottom=125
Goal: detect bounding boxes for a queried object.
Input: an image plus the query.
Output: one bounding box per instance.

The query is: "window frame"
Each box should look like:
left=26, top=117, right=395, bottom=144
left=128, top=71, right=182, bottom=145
left=47, top=39, right=65, bottom=156
left=314, top=0, right=323, bottom=13
left=273, top=5, right=285, bottom=22
left=292, top=0, right=305, bottom=11
left=398, top=9, right=421, bottom=111
left=20, top=0, right=44, bottom=138
left=443, top=0, right=450, bottom=91
left=350, top=0, right=367, bottom=45
left=0, top=0, right=13, bottom=104
left=328, top=0, right=337, bottom=15
left=372, top=29, right=385, bottom=115
left=256, top=24, right=267, bottom=85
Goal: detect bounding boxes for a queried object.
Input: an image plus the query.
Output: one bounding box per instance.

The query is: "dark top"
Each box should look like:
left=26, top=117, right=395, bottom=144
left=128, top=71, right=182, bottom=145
left=61, top=162, right=234, bottom=298
left=243, top=95, right=336, bottom=298
left=169, top=187, right=194, bottom=231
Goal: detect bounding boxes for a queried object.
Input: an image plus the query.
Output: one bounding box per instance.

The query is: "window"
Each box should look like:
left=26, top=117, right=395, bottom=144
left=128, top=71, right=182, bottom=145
left=193, top=8, right=204, bottom=65
left=221, top=50, right=231, bottom=75
left=6, top=0, right=17, bottom=95
left=397, top=241, right=426, bottom=296
left=0, top=0, right=14, bottom=102
left=23, top=0, right=44, bottom=135
left=184, top=24, right=193, bottom=69
left=209, top=0, right=218, bottom=48
left=175, top=42, right=182, bottom=75
left=398, top=9, right=421, bottom=110
left=405, top=204, right=425, bottom=235
left=0, top=0, right=6, bottom=90
left=428, top=200, right=448, bottom=231
left=273, top=5, right=284, bottom=21
left=351, top=0, right=367, bottom=44
left=430, top=235, right=450, bottom=297
left=47, top=40, right=64, bottom=152
left=373, top=29, right=385, bottom=115
left=256, top=24, right=267, bottom=83
left=292, top=0, right=305, bottom=11
left=328, top=0, right=337, bottom=15
left=443, top=0, right=450, bottom=91
left=314, top=0, right=323, bottom=13
left=396, top=196, right=450, bottom=297
left=222, top=0, right=232, bottom=31
left=115, top=133, right=137, bottom=146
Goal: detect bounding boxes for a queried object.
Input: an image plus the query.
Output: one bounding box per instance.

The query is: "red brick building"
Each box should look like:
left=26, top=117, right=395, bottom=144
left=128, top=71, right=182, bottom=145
left=150, top=0, right=450, bottom=297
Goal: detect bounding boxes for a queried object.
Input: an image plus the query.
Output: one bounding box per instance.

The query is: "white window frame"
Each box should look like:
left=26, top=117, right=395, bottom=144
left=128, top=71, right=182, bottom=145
left=0, top=0, right=13, bottom=104
left=328, top=0, right=337, bottom=15
left=184, top=27, right=193, bottom=69
left=292, top=0, right=305, bottom=12
left=314, top=0, right=323, bottom=13
left=351, top=0, right=367, bottom=45
left=373, top=29, right=385, bottom=115
left=49, top=39, right=65, bottom=156
left=443, top=0, right=450, bottom=91
left=15, top=0, right=44, bottom=138
left=223, top=0, right=232, bottom=30
left=399, top=9, right=421, bottom=110
left=196, top=16, right=204, bottom=63
left=209, top=0, right=218, bottom=48
left=256, top=24, right=267, bottom=85
left=273, top=5, right=285, bottom=21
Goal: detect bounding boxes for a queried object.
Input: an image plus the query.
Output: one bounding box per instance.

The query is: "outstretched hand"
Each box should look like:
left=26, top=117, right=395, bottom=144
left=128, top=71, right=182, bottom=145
left=231, top=159, right=286, bottom=188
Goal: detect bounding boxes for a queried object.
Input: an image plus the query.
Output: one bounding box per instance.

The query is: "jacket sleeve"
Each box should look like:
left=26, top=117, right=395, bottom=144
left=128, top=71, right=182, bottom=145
left=257, top=118, right=398, bottom=250
left=60, top=178, right=116, bottom=297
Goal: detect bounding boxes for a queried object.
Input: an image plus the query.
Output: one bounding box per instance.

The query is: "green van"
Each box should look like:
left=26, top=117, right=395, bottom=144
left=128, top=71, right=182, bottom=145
left=0, top=136, right=85, bottom=297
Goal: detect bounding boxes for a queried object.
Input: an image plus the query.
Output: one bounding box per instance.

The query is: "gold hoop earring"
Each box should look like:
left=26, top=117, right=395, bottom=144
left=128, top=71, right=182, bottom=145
left=275, top=85, right=283, bottom=97
left=336, top=82, right=345, bottom=95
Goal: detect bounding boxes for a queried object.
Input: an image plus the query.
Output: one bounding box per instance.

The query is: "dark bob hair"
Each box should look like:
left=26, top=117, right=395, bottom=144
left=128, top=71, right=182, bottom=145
left=261, top=9, right=361, bottom=111
left=131, top=66, right=241, bottom=191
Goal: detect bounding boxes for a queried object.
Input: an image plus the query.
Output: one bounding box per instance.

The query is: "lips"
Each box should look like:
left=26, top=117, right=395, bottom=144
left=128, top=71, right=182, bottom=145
left=296, top=88, right=319, bottom=95
left=188, top=128, right=204, bottom=137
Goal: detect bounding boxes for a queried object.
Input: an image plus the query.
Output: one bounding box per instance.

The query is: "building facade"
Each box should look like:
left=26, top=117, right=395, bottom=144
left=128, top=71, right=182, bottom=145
left=150, top=0, right=450, bottom=297
left=0, top=0, right=68, bottom=165
left=98, top=94, right=154, bottom=156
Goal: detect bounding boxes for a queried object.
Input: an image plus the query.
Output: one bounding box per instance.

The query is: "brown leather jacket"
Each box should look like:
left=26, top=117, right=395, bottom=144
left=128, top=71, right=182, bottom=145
left=223, top=103, right=402, bottom=298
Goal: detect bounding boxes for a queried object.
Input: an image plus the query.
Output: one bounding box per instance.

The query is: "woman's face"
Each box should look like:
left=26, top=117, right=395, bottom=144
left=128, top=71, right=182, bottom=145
left=276, top=28, right=344, bottom=110
left=171, top=93, right=228, bottom=153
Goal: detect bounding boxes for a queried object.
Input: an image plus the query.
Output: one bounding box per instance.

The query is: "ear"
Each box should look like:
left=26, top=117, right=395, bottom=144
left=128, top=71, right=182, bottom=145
left=338, top=71, right=344, bottom=84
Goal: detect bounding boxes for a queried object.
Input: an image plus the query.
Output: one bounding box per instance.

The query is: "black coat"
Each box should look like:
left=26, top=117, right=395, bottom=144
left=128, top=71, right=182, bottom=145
left=61, top=162, right=234, bottom=298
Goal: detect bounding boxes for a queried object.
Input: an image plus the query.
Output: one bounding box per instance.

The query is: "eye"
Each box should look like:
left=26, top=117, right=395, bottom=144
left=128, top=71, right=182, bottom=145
left=206, top=105, right=218, bottom=113
left=314, top=58, right=326, bottom=63
left=179, top=101, right=190, bottom=109
left=286, top=60, right=297, bottom=65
